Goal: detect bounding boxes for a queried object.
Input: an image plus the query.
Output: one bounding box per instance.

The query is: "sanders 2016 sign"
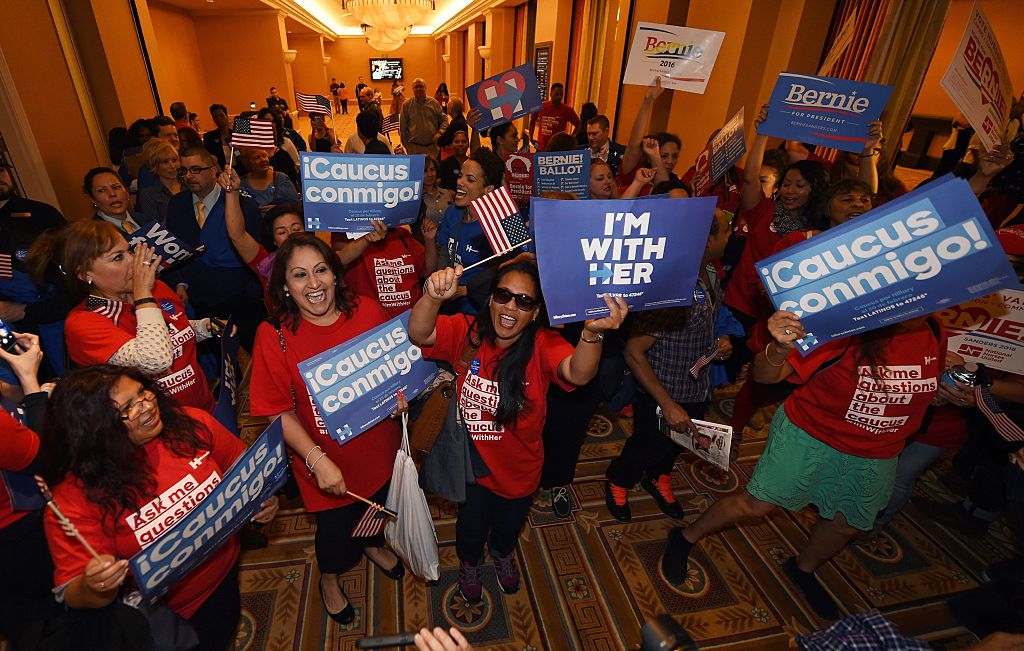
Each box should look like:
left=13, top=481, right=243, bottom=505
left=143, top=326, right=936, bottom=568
left=756, top=175, right=1019, bottom=355
left=129, top=419, right=288, bottom=601
left=758, top=73, right=893, bottom=153
left=623, top=22, right=725, bottom=94
left=533, top=196, right=717, bottom=324
left=937, top=289, right=1024, bottom=374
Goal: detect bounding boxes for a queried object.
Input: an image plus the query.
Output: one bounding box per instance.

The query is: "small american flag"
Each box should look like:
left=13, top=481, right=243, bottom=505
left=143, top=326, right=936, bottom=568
left=689, top=345, right=718, bottom=379
left=471, top=186, right=530, bottom=254
left=87, top=295, right=124, bottom=326
left=976, top=384, right=1024, bottom=442
left=296, top=92, right=332, bottom=115
left=351, top=503, right=394, bottom=538
left=0, top=253, right=12, bottom=281
left=381, top=113, right=400, bottom=134
left=231, top=117, right=276, bottom=148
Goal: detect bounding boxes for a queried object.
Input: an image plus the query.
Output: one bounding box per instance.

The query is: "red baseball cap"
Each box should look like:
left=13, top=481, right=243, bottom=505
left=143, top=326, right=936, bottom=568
left=997, top=227, right=1024, bottom=255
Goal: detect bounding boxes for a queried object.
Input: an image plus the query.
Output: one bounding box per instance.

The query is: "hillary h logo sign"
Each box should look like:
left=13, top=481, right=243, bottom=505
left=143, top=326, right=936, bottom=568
left=758, top=73, right=893, bottom=153
left=467, top=64, right=544, bottom=131
left=756, top=175, right=1019, bottom=355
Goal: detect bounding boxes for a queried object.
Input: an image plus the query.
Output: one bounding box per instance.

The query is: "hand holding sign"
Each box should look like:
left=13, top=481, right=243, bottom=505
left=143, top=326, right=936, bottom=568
left=83, top=555, right=130, bottom=595
left=582, top=294, right=629, bottom=335
left=766, top=310, right=806, bottom=349
left=977, top=144, right=1015, bottom=178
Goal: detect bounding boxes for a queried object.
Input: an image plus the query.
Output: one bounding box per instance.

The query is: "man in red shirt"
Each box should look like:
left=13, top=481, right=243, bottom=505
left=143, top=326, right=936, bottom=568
left=529, top=83, right=580, bottom=151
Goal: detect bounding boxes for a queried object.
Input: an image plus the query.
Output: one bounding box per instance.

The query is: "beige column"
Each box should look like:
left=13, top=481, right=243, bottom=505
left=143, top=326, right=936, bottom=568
left=466, top=22, right=485, bottom=87
left=484, top=8, right=516, bottom=77
left=445, top=31, right=466, bottom=98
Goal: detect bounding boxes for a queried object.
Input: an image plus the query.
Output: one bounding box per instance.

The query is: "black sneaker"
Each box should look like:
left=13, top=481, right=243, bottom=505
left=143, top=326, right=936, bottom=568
left=782, top=557, right=840, bottom=620
left=551, top=485, right=573, bottom=519
left=605, top=481, right=631, bottom=522
left=641, top=475, right=685, bottom=520
left=662, top=527, right=694, bottom=585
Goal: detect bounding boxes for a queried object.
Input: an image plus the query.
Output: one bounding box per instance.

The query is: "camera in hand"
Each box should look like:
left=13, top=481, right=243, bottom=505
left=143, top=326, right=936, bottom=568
left=0, top=318, right=19, bottom=354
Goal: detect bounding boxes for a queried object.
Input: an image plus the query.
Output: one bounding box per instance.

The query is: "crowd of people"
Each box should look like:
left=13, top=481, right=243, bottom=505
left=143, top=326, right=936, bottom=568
left=1, top=64, right=1023, bottom=651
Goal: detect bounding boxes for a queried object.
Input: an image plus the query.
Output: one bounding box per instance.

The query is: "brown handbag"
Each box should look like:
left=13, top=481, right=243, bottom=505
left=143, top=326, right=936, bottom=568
left=409, top=333, right=480, bottom=454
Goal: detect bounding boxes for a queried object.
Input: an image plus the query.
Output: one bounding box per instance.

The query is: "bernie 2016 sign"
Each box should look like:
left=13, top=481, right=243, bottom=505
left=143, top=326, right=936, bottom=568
left=533, top=196, right=717, bottom=324
left=758, top=73, right=893, bottom=154
left=129, top=419, right=288, bottom=602
left=297, top=312, right=437, bottom=446
left=300, top=153, right=425, bottom=232
left=756, top=175, right=1020, bottom=355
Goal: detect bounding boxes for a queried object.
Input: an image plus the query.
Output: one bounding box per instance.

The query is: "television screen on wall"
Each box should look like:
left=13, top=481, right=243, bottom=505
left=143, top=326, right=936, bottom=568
left=370, top=58, right=404, bottom=81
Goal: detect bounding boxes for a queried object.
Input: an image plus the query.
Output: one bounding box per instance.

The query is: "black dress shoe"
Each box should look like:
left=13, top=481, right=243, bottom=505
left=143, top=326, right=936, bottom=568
left=605, top=481, right=631, bottom=522
left=640, top=476, right=685, bottom=520
left=319, top=575, right=355, bottom=625
left=366, top=550, right=405, bottom=580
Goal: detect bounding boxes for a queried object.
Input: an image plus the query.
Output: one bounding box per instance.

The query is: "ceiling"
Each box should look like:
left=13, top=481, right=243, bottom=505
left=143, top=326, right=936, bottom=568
left=153, top=0, right=477, bottom=36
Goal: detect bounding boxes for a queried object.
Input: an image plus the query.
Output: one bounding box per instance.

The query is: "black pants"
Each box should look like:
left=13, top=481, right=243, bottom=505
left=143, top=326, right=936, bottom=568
left=540, top=379, right=602, bottom=488
left=341, top=99, right=349, bottom=114
left=954, top=420, right=1011, bottom=514
left=455, top=484, right=533, bottom=565
left=188, top=562, right=241, bottom=651
left=606, top=392, right=706, bottom=488
left=313, top=482, right=389, bottom=574
left=0, top=510, right=60, bottom=641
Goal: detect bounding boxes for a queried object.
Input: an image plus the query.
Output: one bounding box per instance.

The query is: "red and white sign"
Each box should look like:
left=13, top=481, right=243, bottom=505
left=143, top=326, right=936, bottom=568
left=937, top=289, right=1024, bottom=374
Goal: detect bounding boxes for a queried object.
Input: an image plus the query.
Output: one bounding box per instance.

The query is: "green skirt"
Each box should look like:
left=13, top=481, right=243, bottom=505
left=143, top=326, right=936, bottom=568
left=746, top=405, right=898, bottom=531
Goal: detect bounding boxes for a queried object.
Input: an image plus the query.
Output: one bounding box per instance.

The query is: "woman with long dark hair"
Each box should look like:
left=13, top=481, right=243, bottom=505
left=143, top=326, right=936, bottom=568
left=41, top=365, right=278, bottom=649
left=249, top=233, right=407, bottom=625
left=410, top=257, right=627, bottom=604
left=663, top=313, right=944, bottom=620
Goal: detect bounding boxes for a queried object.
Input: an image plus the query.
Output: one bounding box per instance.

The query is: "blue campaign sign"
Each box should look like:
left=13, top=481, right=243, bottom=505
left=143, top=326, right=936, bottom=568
left=127, top=221, right=203, bottom=270
left=756, top=175, right=1020, bottom=355
left=709, top=107, right=746, bottom=184
left=758, top=73, right=893, bottom=153
left=300, top=153, right=425, bottom=232
left=534, top=150, right=591, bottom=199
left=129, top=419, right=288, bottom=602
left=466, top=64, right=544, bottom=132
left=533, top=196, right=717, bottom=324
left=212, top=316, right=240, bottom=436
left=297, top=311, right=437, bottom=446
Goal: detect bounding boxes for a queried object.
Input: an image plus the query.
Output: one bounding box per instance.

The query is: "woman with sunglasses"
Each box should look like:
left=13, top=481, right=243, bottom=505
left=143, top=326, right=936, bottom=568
left=41, top=365, right=278, bottom=649
left=27, top=219, right=218, bottom=412
left=410, top=257, right=627, bottom=604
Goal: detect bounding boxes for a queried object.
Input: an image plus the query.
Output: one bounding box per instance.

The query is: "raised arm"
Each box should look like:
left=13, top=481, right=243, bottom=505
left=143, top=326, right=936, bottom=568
left=558, top=295, right=628, bottom=386
left=620, top=77, right=666, bottom=175
left=740, top=104, right=770, bottom=212
left=751, top=310, right=803, bottom=384
left=219, top=168, right=261, bottom=263
left=410, top=266, right=462, bottom=347
left=858, top=120, right=882, bottom=195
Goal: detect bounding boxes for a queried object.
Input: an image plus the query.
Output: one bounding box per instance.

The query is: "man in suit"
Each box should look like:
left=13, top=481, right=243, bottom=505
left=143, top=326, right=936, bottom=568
left=203, top=103, right=232, bottom=169
left=584, top=114, right=626, bottom=176
left=165, top=148, right=265, bottom=349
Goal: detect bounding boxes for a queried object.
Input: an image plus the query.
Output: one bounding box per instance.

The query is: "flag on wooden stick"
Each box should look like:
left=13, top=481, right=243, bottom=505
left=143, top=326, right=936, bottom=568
left=471, top=186, right=530, bottom=254
left=381, top=113, right=400, bottom=134
left=231, top=117, right=276, bottom=148
left=296, top=92, right=333, bottom=115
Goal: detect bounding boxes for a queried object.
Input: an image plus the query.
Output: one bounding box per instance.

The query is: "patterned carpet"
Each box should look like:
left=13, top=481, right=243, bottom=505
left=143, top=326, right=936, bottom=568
left=231, top=376, right=1016, bottom=651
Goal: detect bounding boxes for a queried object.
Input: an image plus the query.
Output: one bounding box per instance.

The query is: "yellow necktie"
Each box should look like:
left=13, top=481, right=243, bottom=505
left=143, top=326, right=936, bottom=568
left=196, top=201, right=206, bottom=228
left=122, top=219, right=135, bottom=234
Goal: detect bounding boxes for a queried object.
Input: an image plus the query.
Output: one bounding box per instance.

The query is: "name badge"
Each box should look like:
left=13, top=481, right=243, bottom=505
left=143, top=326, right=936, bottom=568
left=693, top=288, right=707, bottom=304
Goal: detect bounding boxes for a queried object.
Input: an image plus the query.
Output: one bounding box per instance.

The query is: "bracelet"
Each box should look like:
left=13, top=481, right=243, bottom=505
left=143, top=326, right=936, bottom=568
left=304, top=445, right=322, bottom=469
left=308, top=451, right=328, bottom=474
left=580, top=331, right=604, bottom=344
left=133, top=297, right=158, bottom=308
left=764, top=343, right=787, bottom=367
left=859, top=148, right=881, bottom=158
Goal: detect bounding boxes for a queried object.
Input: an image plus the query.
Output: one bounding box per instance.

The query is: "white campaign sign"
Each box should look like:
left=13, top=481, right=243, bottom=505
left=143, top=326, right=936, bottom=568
left=623, top=22, right=725, bottom=95
left=940, top=1, right=1014, bottom=152
left=938, top=289, right=1024, bottom=375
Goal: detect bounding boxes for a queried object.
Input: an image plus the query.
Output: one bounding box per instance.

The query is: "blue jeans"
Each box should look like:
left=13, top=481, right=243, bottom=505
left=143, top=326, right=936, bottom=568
left=875, top=441, right=946, bottom=528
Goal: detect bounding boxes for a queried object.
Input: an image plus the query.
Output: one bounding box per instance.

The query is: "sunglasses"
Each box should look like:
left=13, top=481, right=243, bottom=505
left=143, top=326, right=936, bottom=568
left=491, top=287, right=539, bottom=311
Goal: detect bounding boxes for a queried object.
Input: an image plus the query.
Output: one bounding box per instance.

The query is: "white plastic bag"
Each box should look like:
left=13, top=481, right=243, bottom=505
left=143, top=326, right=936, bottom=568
left=385, top=414, right=440, bottom=581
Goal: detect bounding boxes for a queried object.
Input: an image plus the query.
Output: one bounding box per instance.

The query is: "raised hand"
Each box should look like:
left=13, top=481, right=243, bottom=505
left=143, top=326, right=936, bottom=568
left=425, top=265, right=463, bottom=301
left=766, top=310, right=805, bottom=349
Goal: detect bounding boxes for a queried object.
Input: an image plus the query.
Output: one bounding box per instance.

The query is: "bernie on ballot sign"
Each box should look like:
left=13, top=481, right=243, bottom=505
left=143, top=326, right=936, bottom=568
left=534, top=150, right=590, bottom=199
left=298, top=311, right=437, bottom=446
left=533, top=195, right=717, bottom=324
left=129, top=418, right=288, bottom=602
left=758, top=73, right=893, bottom=154
left=756, top=175, right=1020, bottom=355
left=300, top=152, right=424, bottom=232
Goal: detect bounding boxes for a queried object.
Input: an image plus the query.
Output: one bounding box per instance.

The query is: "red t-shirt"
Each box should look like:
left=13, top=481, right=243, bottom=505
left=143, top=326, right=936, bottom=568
left=534, top=102, right=580, bottom=151
left=419, top=316, right=575, bottom=498
left=724, top=196, right=783, bottom=319
left=914, top=404, right=969, bottom=449
left=0, top=409, right=39, bottom=529
left=343, top=230, right=425, bottom=319
left=44, top=409, right=243, bottom=619
left=248, top=297, right=400, bottom=512
left=615, top=162, right=654, bottom=198
left=783, top=324, right=945, bottom=458
left=680, top=166, right=744, bottom=214
left=66, top=282, right=215, bottom=412
left=248, top=245, right=275, bottom=310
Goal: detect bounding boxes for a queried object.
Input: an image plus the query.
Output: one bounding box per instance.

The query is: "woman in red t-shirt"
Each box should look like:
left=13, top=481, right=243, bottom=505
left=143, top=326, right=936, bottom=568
left=663, top=312, right=943, bottom=620
left=249, top=233, right=407, bottom=626
left=29, top=220, right=217, bottom=412
left=42, top=365, right=277, bottom=648
left=410, top=257, right=627, bottom=604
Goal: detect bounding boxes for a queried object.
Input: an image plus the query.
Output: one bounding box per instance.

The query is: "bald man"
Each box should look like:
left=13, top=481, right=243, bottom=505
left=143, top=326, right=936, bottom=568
left=400, top=77, right=447, bottom=157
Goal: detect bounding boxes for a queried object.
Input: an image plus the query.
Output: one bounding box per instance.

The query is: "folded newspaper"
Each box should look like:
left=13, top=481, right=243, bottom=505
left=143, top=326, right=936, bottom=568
left=657, top=407, right=733, bottom=471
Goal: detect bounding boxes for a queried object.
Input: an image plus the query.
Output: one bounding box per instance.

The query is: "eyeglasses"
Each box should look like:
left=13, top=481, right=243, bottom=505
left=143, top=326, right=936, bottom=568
left=491, top=287, right=539, bottom=311
left=118, top=390, right=157, bottom=422
left=177, top=165, right=214, bottom=177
